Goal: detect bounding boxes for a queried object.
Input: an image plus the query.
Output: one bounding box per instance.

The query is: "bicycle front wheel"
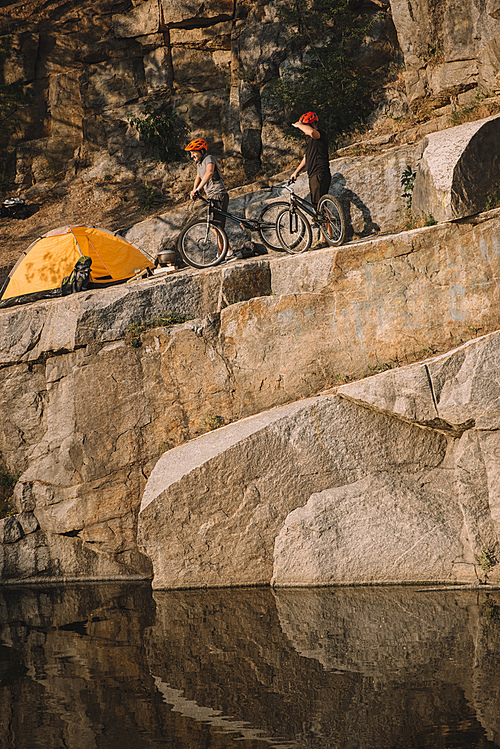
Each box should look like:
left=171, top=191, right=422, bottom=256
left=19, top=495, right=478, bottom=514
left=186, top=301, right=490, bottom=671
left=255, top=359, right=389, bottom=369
left=257, top=201, right=290, bottom=251
left=276, top=206, right=312, bottom=254
left=177, top=220, right=228, bottom=268
left=316, top=194, right=346, bottom=247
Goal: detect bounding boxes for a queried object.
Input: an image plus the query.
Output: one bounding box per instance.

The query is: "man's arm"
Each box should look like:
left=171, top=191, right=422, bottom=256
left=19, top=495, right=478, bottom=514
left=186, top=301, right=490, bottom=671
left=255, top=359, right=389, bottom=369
left=193, top=163, right=215, bottom=196
left=292, top=121, right=320, bottom=139
left=291, top=155, right=306, bottom=182
left=190, top=174, right=202, bottom=200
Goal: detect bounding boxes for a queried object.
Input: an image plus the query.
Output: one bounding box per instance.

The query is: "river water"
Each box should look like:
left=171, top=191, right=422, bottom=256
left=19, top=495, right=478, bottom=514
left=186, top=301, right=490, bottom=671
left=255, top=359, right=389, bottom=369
left=1, top=583, right=500, bottom=748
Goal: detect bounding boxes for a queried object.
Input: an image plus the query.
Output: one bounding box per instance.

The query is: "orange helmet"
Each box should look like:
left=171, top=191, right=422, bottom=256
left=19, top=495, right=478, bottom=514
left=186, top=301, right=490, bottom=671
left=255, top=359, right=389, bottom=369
left=299, top=112, right=318, bottom=124
left=185, top=138, right=207, bottom=152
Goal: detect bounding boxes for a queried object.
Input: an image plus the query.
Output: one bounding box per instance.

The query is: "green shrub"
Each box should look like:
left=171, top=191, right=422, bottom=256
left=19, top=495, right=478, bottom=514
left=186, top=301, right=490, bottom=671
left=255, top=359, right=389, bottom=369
left=138, top=181, right=165, bottom=211
left=477, top=547, right=496, bottom=575
left=401, top=165, right=416, bottom=210
left=128, top=102, right=188, bottom=163
left=204, top=414, right=226, bottom=431
left=449, top=92, right=488, bottom=127
left=482, top=186, right=500, bottom=212
left=270, top=0, right=376, bottom=148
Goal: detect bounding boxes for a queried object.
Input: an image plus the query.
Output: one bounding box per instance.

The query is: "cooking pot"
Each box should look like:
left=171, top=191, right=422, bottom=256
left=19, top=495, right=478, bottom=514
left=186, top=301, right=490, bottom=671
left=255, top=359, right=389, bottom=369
left=157, top=249, right=176, bottom=267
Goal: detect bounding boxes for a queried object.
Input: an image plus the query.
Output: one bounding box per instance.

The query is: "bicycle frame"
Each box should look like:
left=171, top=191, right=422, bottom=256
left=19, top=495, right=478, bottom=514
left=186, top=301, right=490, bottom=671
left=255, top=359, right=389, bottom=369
left=194, top=194, right=263, bottom=232
left=276, top=178, right=348, bottom=252
left=179, top=189, right=292, bottom=265
left=280, top=182, right=318, bottom=221
left=194, top=181, right=339, bottom=247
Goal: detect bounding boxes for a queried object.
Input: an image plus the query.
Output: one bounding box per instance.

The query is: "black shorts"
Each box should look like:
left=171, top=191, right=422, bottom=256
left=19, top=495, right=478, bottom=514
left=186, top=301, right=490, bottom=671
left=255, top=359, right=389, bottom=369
left=309, top=172, right=331, bottom=209
left=210, top=193, right=229, bottom=229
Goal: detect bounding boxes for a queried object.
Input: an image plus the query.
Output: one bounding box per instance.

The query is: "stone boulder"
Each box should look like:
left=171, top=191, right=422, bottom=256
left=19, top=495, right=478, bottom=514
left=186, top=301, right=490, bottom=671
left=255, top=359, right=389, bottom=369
left=0, top=527, right=145, bottom=583
left=140, top=329, right=500, bottom=590
left=337, top=330, right=500, bottom=573
left=412, top=113, right=500, bottom=222
left=271, top=471, right=465, bottom=587
left=336, top=330, right=500, bottom=432
left=138, top=392, right=451, bottom=589
left=0, top=516, right=23, bottom=544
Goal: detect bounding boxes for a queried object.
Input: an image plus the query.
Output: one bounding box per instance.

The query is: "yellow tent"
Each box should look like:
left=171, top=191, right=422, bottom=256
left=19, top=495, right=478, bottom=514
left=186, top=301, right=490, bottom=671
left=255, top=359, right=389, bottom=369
left=0, top=225, right=155, bottom=304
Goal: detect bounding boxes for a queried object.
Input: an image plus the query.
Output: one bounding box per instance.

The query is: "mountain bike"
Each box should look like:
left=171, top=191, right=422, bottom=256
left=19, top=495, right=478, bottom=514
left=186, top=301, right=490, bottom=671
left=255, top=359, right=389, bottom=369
left=177, top=193, right=292, bottom=269
left=275, top=180, right=346, bottom=254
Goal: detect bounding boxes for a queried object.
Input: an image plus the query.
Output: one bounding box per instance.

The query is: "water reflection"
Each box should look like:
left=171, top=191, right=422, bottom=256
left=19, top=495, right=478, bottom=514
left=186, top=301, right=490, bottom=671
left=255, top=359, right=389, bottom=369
left=1, top=583, right=500, bottom=748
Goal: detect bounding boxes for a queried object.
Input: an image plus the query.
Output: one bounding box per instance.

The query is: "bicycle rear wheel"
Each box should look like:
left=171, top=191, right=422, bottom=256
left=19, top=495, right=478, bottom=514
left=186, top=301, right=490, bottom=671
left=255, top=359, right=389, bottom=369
left=316, top=194, right=346, bottom=246
left=177, top=220, right=228, bottom=268
left=257, top=201, right=290, bottom=251
left=275, top=206, right=312, bottom=254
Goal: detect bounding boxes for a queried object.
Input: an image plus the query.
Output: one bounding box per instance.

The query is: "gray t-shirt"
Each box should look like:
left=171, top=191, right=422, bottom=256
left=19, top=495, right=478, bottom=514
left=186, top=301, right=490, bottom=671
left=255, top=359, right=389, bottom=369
left=197, top=154, right=227, bottom=198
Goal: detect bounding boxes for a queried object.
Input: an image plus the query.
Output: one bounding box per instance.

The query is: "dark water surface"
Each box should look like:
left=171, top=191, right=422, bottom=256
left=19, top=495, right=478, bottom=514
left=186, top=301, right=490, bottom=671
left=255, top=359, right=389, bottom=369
left=1, top=583, right=500, bottom=748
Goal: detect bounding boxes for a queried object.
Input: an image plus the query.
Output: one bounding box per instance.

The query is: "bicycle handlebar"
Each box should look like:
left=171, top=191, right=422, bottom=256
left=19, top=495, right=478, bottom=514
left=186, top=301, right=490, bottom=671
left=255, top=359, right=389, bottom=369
left=190, top=181, right=295, bottom=204
left=191, top=192, right=209, bottom=203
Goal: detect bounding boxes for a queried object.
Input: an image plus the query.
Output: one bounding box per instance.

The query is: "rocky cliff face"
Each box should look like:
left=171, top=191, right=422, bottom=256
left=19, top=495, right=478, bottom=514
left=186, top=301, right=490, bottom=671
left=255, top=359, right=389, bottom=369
left=392, top=0, right=500, bottom=110
left=2, top=0, right=500, bottom=589
left=138, top=330, right=500, bottom=590
left=4, top=0, right=500, bottom=201
left=0, top=0, right=335, bottom=191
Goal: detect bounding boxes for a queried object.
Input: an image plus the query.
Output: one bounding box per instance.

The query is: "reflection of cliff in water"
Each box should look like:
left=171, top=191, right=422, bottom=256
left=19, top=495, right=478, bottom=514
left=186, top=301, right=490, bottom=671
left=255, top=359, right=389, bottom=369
left=1, top=584, right=500, bottom=748
left=273, top=587, right=500, bottom=748
left=0, top=584, right=161, bottom=749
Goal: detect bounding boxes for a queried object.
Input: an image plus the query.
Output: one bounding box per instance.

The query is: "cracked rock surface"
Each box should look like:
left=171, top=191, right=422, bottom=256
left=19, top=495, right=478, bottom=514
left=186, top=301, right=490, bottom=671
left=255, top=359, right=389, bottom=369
left=2, top=212, right=500, bottom=583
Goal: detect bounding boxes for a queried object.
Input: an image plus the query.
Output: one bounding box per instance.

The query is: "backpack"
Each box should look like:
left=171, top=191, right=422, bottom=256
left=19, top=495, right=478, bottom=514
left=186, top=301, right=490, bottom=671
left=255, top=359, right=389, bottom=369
left=61, top=256, right=92, bottom=296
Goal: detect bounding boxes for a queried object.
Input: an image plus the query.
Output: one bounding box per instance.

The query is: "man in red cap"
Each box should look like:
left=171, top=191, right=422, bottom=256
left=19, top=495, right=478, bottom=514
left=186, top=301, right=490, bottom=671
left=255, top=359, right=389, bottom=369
left=290, top=112, right=331, bottom=209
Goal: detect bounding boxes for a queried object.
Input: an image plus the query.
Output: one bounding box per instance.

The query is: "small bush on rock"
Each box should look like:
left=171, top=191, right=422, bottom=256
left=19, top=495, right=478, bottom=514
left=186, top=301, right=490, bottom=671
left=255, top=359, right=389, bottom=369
left=128, top=103, right=188, bottom=163
left=204, top=414, right=226, bottom=431
left=270, top=0, right=380, bottom=147
left=125, top=312, right=189, bottom=346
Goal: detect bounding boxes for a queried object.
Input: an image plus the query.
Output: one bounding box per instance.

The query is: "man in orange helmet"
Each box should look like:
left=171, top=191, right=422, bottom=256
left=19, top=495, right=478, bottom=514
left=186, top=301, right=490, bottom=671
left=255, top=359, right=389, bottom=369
left=290, top=112, right=331, bottom=209
left=185, top=138, right=232, bottom=256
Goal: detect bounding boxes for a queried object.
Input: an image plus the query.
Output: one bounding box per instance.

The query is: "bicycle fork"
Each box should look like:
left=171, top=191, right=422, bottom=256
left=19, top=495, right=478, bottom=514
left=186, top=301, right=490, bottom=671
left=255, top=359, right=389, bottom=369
left=288, top=210, right=302, bottom=235
left=201, top=210, right=213, bottom=244
left=288, top=198, right=307, bottom=234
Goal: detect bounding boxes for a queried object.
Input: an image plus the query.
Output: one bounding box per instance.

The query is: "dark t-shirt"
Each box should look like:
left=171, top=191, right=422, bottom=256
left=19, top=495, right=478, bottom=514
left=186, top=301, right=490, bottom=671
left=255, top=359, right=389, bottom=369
left=304, top=129, right=330, bottom=178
